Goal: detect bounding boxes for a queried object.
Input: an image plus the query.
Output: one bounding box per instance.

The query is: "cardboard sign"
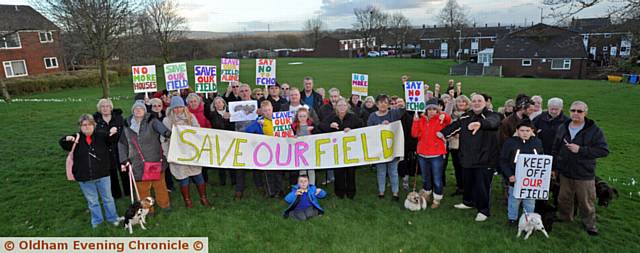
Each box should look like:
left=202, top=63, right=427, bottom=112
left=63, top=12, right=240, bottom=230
left=164, top=62, right=189, bottom=91
left=272, top=111, right=294, bottom=137
left=404, top=81, right=426, bottom=112
left=514, top=154, right=553, bottom=200
left=131, top=65, right=157, bottom=93
left=220, top=58, right=240, bottom=82
left=351, top=73, right=368, bottom=96
left=194, top=65, right=217, bottom=93
left=256, top=59, right=276, bottom=86
left=168, top=121, right=405, bottom=170
left=229, top=100, right=258, bottom=122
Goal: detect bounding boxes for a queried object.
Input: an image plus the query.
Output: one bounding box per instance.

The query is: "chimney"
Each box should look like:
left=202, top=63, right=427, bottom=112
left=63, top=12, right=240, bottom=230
left=485, top=24, right=488, bottom=28
left=422, top=24, right=425, bottom=29
left=473, top=23, right=476, bottom=28
left=498, top=22, right=501, bottom=27
left=433, top=25, right=436, bottom=28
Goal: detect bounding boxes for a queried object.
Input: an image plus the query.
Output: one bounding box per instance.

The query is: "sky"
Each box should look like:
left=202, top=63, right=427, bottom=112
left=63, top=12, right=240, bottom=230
left=1, top=0, right=616, bottom=32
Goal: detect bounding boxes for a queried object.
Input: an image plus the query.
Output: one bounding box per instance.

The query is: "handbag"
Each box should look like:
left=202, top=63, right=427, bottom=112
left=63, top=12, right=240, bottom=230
left=131, top=136, right=162, bottom=181
left=65, top=133, right=80, bottom=181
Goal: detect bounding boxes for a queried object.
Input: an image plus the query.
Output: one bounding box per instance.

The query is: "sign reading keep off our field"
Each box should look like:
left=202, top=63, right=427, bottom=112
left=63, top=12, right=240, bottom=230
left=514, top=154, right=553, bottom=200
left=131, top=65, right=157, bottom=93
left=168, top=121, right=405, bottom=170
left=164, top=62, right=189, bottom=91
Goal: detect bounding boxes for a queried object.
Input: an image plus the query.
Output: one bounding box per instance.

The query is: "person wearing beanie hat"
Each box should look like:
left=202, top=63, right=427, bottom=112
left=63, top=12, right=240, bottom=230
left=500, top=121, right=543, bottom=225
left=412, top=98, right=452, bottom=208
left=119, top=99, right=173, bottom=215
left=161, top=95, right=212, bottom=208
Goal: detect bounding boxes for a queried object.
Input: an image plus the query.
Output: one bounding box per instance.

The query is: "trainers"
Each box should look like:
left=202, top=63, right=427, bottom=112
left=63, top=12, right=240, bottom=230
left=475, top=213, right=488, bottom=222
left=454, top=203, right=472, bottom=209
left=587, top=230, right=599, bottom=236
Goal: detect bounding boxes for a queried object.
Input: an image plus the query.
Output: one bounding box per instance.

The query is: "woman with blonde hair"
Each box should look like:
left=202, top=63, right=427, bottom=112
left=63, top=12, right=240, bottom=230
left=162, top=96, right=212, bottom=208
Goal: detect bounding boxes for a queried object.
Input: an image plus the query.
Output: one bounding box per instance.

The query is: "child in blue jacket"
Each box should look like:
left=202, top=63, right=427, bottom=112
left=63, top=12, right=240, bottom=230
left=283, top=175, right=327, bottom=221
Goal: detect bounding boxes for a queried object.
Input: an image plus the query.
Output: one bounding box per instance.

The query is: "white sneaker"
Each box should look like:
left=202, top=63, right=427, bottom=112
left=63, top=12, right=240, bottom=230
left=475, top=213, right=488, bottom=222
left=454, top=203, right=472, bottom=209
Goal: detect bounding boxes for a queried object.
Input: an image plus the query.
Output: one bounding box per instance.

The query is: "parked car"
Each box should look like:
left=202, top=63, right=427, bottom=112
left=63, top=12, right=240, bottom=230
left=380, top=51, right=389, bottom=56
left=367, top=51, right=380, bottom=57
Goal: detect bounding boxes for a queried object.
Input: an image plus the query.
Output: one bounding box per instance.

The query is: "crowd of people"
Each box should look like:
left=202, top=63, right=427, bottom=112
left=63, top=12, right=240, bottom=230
left=60, top=77, right=609, bottom=234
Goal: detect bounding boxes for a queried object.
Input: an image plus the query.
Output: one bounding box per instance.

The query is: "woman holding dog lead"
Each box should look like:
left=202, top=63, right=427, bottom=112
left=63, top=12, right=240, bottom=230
left=411, top=98, right=451, bottom=208
left=119, top=100, right=172, bottom=215
left=59, top=114, right=120, bottom=228
left=162, top=96, right=213, bottom=208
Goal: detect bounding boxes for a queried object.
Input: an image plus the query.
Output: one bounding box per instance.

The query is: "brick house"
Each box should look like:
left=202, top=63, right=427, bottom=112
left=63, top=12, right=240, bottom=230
left=569, top=17, right=634, bottom=66
left=0, top=5, right=64, bottom=79
left=419, top=24, right=516, bottom=60
left=493, top=23, right=588, bottom=79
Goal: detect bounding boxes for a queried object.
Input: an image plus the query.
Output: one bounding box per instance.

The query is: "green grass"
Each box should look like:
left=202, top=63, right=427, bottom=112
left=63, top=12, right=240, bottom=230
left=1, top=57, right=640, bottom=252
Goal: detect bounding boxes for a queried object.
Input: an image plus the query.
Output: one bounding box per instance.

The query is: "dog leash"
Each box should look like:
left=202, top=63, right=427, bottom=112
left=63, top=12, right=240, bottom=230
left=523, top=207, right=529, bottom=223
left=127, top=164, right=141, bottom=204
left=412, top=153, right=419, bottom=192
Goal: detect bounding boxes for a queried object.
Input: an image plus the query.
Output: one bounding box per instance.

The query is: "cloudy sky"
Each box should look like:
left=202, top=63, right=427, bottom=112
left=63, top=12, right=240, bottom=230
left=2, top=0, right=615, bottom=32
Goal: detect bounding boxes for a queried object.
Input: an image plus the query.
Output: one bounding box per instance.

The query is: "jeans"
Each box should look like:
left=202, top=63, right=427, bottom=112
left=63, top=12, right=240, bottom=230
left=418, top=155, right=444, bottom=195
left=507, top=186, right=535, bottom=221
left=327, top=170, right=335, bottom=181
left=78, top=176, right=119, bottom=228
left=178, top=173, right=205, bottom=187
left=375, top=158, right=399, bottom=194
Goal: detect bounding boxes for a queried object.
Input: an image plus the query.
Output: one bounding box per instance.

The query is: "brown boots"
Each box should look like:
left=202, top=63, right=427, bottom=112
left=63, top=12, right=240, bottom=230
left=180, top=185, right=193, bottom=208
left=197, top=184, right=212, bottom=208
left=180, top=184, right=212, bottom=208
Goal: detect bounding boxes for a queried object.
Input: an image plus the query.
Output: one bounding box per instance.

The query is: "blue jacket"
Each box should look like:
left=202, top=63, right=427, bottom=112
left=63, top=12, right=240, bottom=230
left=245, top=116, right=265, bottom=134
left=283, top=184, right=326, bottom=217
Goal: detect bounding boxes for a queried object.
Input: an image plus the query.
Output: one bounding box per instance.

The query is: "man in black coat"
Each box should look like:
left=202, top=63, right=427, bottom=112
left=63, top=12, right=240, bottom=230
left=551, top=101, right=609, bottom=236
left=533, top=97, right=569, bottom=154
left=300, top=76, right=324, bottom=114
left=440, top=94, right=501, bottom=222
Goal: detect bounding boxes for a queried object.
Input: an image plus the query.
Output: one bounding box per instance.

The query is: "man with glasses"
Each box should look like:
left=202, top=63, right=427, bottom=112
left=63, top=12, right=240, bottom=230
left=224, top=81, right=241, bottom=103
left=281, top=83, right=291, bottom=102
left=552, top=101, right=609, bottom=236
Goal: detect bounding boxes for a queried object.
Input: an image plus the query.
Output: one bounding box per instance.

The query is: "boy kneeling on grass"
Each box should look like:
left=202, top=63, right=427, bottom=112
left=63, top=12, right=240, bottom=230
left=283, top=175, right=327, bottom=221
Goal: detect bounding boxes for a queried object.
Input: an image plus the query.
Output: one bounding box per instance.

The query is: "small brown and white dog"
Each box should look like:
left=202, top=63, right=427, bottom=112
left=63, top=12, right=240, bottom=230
left=404, top=191, right=428, bottom=211
left=517, top=212, right=549, bottom=240
left=123, top=197, right=155, bottom=234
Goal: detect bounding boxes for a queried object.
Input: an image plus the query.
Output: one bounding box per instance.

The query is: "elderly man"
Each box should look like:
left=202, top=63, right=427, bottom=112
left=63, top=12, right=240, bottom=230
left=318, top=88, right=342, bottom=123
left=281, top=83, right=291, bottom=102
left=552, top=101, right=609, bottom=236
left=287, top=87, right=319, bottom=122
left=440, top=94, right=501, bottom=222
left=533, top=97, right=569, bottom=155
left=224, top=81, right=241, bottom=103
left=300, top=76, right=323, bottom=113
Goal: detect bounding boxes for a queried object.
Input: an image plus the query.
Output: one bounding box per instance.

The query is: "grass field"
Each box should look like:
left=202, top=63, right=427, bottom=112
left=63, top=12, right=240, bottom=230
left=1, top=57, right=639, bottom=252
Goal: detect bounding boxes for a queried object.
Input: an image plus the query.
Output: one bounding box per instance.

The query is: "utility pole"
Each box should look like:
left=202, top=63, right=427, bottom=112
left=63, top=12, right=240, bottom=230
left=539, top=7, right=544, bottom=24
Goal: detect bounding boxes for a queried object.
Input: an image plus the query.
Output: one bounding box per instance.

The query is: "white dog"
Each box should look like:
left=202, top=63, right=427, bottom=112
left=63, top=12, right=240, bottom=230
left=404, top=191, right=427, bottom=211
left=517, top=212, right=549, bottom=240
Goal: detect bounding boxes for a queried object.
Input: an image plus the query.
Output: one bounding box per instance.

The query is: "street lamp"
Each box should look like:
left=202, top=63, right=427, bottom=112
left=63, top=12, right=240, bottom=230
left=456, top=29, right=462, bottom=63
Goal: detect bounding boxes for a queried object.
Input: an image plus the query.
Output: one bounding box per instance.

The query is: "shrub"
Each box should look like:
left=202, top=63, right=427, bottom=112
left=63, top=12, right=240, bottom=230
left=4, top=70, right=118, bottom=96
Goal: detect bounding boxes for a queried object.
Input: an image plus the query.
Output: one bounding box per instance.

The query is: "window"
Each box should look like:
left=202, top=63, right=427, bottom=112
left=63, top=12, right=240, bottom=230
left=470, top=49, right=478, bottom=54
left=39, top=31, right=53, bottom=43
left=603, top=33, right=611, bottom=38
left=522, top=59, right=532, bottom=66
left=490, top=37, right=496, bottom=41
left=44, top=57, right=58, bottom=69
left=3, top=60, right=28, bottom=78
left=551, top=59, right=571, bottom=70
left=0, top=32, right=21, bottom=49
left=603, top=46, right=608, bottom=51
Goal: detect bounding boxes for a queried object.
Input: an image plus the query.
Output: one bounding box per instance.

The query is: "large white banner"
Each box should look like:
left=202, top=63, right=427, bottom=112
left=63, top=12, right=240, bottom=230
left=168, top=121, right=405, bottom=170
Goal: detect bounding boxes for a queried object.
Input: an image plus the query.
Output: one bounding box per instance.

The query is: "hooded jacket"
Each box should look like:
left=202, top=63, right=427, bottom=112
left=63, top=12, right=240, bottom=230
left=551, top=118, right=609, bottom=180
left=283, top=184, right=327, bottom=217
left=412, top=112, right=452, bottom=156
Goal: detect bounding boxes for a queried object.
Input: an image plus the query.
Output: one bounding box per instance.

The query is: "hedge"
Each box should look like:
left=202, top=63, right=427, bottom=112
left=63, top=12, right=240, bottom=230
left=4, top=69, right=119, bottom=96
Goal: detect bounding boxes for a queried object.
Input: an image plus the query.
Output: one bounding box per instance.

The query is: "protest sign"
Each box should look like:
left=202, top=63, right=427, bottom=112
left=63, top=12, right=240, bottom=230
left=255, top=59, right=276, bottom=86
left=194, top=65, right=217, bottom=93
left=164, top=62, right=189, bottom=91
left=272, top=111, right=294, bottom=137
left=220, top=58, right=240, bottom=82
left=514, top=154, right=553, bottom=200
left=351, top=73, right=368, bottom=96
left=131, top=65, right=157, bottom=93
left=168, top=121, right=405, bottom=170
left=228, top=100, right=258, bottom=122
left=404, top=81, right=426, bottom=112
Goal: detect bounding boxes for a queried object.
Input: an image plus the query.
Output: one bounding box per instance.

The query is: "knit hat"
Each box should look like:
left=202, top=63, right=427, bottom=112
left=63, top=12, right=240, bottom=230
left=425, top=98, right=439, bottom=110
left=131, top=100, right=147, bottom=113
left=168, top=96, right=186, bottom=111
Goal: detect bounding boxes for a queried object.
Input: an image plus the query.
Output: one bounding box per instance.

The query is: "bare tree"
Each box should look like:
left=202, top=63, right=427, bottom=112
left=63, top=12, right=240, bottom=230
left=36, top=0, right=135, bottom=98
left=146, top=0, right=188, bottom=63
left=543, top=0, right=639, bottom=21
left=303, top=17, right=325, bottom=49
left=437, top=0, right=469, bottom=60
left=387, top=13, right=412, bottom=57
left=353, top=6, right=388, bottom=53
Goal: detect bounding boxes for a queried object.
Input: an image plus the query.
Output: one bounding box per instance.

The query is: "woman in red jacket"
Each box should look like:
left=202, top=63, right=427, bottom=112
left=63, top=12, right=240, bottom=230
left=186, top=93, right=212, bottom=129
left=411, top=99, right=451, bottom=208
